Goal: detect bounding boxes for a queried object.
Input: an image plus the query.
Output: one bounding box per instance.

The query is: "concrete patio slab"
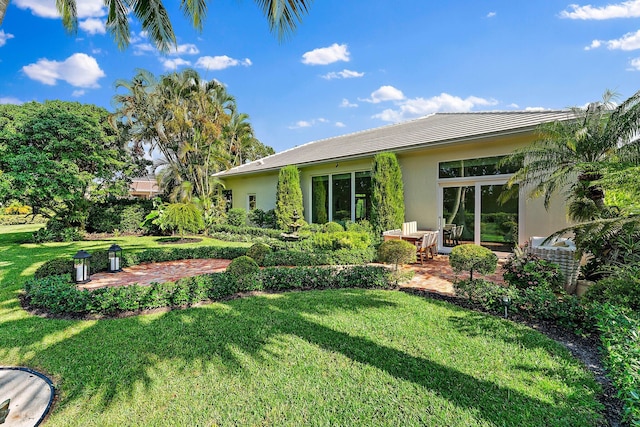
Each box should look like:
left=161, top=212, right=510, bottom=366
left=0, top=367, right=54, bottom=427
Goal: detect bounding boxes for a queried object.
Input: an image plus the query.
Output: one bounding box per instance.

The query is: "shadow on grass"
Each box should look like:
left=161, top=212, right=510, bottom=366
left=0, top=290, right=602, bottom=425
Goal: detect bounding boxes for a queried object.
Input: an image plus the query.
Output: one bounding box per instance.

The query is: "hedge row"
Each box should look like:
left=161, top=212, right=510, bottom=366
left=595, top=305, right=640, bottom=425
left=209, top=224, right=284, bottom=239
left=0, top=214, right=47, bottom=226
left=34, top=246, right=248, bottom=279
left=24, top=265, right=394, bottom=316
left=34, top=245, right=377, bottom=279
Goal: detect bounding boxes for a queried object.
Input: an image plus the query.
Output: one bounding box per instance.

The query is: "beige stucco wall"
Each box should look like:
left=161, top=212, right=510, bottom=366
left=221, top=171, right=279, bottom=211
left=221, top=133, right=572, bottom=245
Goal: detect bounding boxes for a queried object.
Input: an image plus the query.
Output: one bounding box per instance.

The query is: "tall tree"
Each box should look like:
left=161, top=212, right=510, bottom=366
left=0, top=101, right=146, bottom=226
left=275, top=165, right=304, bottom=230
left=370, top=152, right=405, bottom=234
left=0, top=0, right=313, bottom=52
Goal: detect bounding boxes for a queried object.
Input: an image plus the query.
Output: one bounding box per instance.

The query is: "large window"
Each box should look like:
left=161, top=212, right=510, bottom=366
left=439, top=156, right=520, bottom=179
left=247, top=194, right=256, bottom=211
left=311, top=171, right=371, bottom=224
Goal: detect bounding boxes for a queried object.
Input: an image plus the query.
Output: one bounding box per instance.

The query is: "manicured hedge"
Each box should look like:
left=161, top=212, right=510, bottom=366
left=263, top=247, right=376, bottom=267
left=595, top=304, right=640, bottom=425
left=24, top=265, right=394, bottom=316
left=34, top=246, right=248, bottom=279
left=208, top=224, right=284, bottom=238
left=0, top=214, right=47, bottom=226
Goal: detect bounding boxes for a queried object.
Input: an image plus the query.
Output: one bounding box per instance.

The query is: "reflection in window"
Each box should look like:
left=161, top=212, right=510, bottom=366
left=222, top=190, right=233, bottom=212
left=248, top=194, right=256, bottom=210
left=312, top=175, right=329, bottom=224
left=355, top=171, right=371, bottom=221
left=438, top=156, right=520, bottom=179
left=332, top=173, right=351, bottom=223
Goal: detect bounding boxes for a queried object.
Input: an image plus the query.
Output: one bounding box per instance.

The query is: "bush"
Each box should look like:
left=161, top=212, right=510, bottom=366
left=595, top=304, right=640, bottom=425
left=227, top=256, right=260, bottom=277
left=323, top=222, right=344, bottom=233
left=87, top=199, right=153, bottom=233
left=503, top=252, right=563, bottom=291
left=248, top=208, right=277, bottom=229
left=454, top=279, right=518, bottom=313
left=162, top=202, right=204, bottom=236
left=32, top=217, right=84, bottom=243
left=371, top=152, right=405, bottom=234
left=25, top=265, right=394, bottom=316
left=312, top=231, right=371, bottom=251
left=227, top=208, right=247, bottom=227
left=0, top=214, right=46, bottom=225
left=208, top=224, right=284, bottom=238
left=246, top=243, right=272, bottom=266
left=377, top=239, right=416, bottom=270
left=585, top=265, right=640, bottom=310
left=34, top=258, right=73, bottom=279
left=449, top=245, right=497, bottom=280
left=275, top=165, right=305, bottom=230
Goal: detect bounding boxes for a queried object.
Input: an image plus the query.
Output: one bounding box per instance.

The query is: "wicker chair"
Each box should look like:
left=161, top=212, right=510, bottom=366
left=525, top=236, right=580, bottom=292
left=416, top=231, right=438, bottom=264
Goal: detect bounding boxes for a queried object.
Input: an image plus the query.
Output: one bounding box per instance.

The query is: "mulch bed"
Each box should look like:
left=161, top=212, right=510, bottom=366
left=401, top=288, right=625, bottom=427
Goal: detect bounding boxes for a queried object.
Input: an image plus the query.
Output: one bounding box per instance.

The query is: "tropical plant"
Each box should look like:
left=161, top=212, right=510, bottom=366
left=275, top=165, right=305, bottom=230
left=500, top=90, right=640, bottom=222
left=161, top=202, right=204, bottom=237
left=0, top=0, right=313, bottom=52
left=370, top=152, right=405, bottom=234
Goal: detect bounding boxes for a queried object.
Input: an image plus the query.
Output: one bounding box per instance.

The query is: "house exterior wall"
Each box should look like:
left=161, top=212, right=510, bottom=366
left=221, top=133, right=571, bottom=246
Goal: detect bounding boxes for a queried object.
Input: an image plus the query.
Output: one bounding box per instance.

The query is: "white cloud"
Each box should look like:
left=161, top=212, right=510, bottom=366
left=91, top=48, right=103, bottom=54
left=133, top=43, right=156, bottom=56
left=22, top=53, right=105, bottom=88
left=161, top=58, right=192, bottom=70
left=487, top=11, right=497, bottom=18
left=508, top=103, right=520, bottom=108
left=288, top=118, right=329, bottom=129
left=79, top=18, right=106, bottom=35
left=195, top=55, right=252, bottom=70
left=0, top=97, right=23, bottom=104
left=0, top=30, right=15, bottom=47
left=340, top=98, right=358, bottom=108
left=524, top=106, right=549, bottom=112
left=362, top=85, right=405, bottom=104
left=630, top=57, right=640, bottom=70
left=586, top=30, right=640, bottom=51
left=560, top=0, right=640, bottom=19
left=168, top=43, right=200, bottom=56
left=14, top=0, right=106, bottom=19
left=72, top=89, right=85, bottom=97
left=372, top=92, right=498, bottom=122
left=335, top=122, right=346, bottom=128
left=302, top=43, right=350, bottom=65
left=321, top=69, right=364, bottom=80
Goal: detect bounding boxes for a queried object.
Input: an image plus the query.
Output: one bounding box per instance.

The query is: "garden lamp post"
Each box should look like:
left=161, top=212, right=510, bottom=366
left=502, top=295, right=511, bottom=319
left=72, top=250, right=92, bottom=284
left=108, top=244, right=123, bottom=273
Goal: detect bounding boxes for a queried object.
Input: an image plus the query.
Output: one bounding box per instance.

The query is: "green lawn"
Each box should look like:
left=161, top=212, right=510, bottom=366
left=0, top=225, right=603, bottom=426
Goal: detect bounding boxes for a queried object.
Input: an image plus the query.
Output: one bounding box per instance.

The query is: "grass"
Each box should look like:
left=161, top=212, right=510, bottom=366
left=0, top=224, right=604, bottom=426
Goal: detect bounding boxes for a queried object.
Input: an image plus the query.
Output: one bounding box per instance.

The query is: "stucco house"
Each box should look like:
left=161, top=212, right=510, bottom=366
left=216, top=111, right=573, bottom=253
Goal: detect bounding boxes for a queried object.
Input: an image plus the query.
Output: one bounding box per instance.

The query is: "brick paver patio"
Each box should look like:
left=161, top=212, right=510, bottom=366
left=81, top=256, right=506, bottom=296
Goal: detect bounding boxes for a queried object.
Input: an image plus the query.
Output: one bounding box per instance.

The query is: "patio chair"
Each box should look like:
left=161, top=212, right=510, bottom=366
left=416, top=231, right=437, bottom=264
left=452, top=224, right=464, bottom=245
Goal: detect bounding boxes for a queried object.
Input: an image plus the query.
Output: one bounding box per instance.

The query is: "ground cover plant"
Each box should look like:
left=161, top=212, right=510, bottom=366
left=0, top=224, right=607, bottom=425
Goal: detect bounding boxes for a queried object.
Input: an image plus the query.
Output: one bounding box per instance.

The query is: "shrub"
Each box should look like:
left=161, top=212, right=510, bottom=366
left=227, top=256, right=260, bottom=277
left=585, top=264, right=640, bottom=310
left=0, top=214, right=46, bottom=225
left=248, top=208, right=277, bottom=229
left=595, top=304, right=640, bottom=425
left=162, top=202, right=204, bottom=237
left=246, top=243, right=272, bottom=266
left=3, top=202, right=32, bottom=215
left=208, top=224, right=284, bottom=238
left=323, top=222, right=344, bottom=233
left=312, top=231, right=371, bottom=251
left=24, top=275, right=91, bottom=314
left=34, top=258, right=73, bottom=279
left=377, top=239, right=416, bottom=271
left=227, top=208, right=247, bottom=227
left=449, top=244, right=497, bottom=280
left=275, top=165, right=305, bottom=230
left=87, top=199, right=153, bottom=233
left=371, top=152, right=405, bottom=234
left=503, top=252, right=563, bottom=291
left=454, top=278, right=518, bottom=313
left=32, top=217, right=84, bottom=243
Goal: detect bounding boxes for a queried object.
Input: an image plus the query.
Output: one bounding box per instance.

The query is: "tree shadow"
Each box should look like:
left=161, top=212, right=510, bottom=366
left=0, top=289, right=601, bottom=425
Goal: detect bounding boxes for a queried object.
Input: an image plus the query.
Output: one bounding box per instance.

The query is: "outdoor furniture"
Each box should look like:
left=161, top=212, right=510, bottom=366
left=416, top=231, right=438, bottom=264
left=442, top=224, right=455, bottom=246
left=526, top=236, right=580, bottom=292
left=452, top=224, right=464, bottom=246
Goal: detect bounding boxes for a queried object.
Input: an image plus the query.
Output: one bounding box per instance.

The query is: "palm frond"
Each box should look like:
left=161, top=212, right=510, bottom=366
left=0, top=0, right=9, bottom=25
left=254, top=0, right=312, bottom=40
left=130, top=0, right=176, bottom=52
left=105, top=0, right=130, bottom=50
left=180, top=0, right=207, bottom=31
left=56, top=0, right=77, bottom=33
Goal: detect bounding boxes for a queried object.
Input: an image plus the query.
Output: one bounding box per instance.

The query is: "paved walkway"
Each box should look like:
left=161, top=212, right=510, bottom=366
left=82, top=256, right=505, bottom=296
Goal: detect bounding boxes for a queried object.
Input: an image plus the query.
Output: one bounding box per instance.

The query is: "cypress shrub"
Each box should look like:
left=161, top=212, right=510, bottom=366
left=275, top=165, right=305, bottom=230
left=371, top=152, right=405, bottom=234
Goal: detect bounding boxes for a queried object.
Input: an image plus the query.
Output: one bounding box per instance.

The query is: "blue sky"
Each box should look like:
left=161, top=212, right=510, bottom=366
left=0, top=0, right=639, bottom=153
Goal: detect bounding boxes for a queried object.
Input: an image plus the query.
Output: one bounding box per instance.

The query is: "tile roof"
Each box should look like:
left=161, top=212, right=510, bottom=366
left=217, top=111, right=573, bottom=177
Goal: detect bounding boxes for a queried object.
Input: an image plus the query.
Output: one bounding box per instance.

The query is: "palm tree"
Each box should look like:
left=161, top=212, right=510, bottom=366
left=501, top=89, right=640, bottom=222
left=0, top=0, right=313, bottom=52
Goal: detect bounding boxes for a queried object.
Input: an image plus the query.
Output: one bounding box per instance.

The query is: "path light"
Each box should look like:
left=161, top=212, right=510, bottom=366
left=72, top=250, right=91, bottom=284
left=502, top=295, right=511, bottom=319
left=108, top=244, right=123, bottom=273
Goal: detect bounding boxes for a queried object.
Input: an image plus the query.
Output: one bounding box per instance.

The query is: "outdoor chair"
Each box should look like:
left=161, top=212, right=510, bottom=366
left=452, top=224, right=464, bottom=245
left=416, top=231, right=438, bottom=264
